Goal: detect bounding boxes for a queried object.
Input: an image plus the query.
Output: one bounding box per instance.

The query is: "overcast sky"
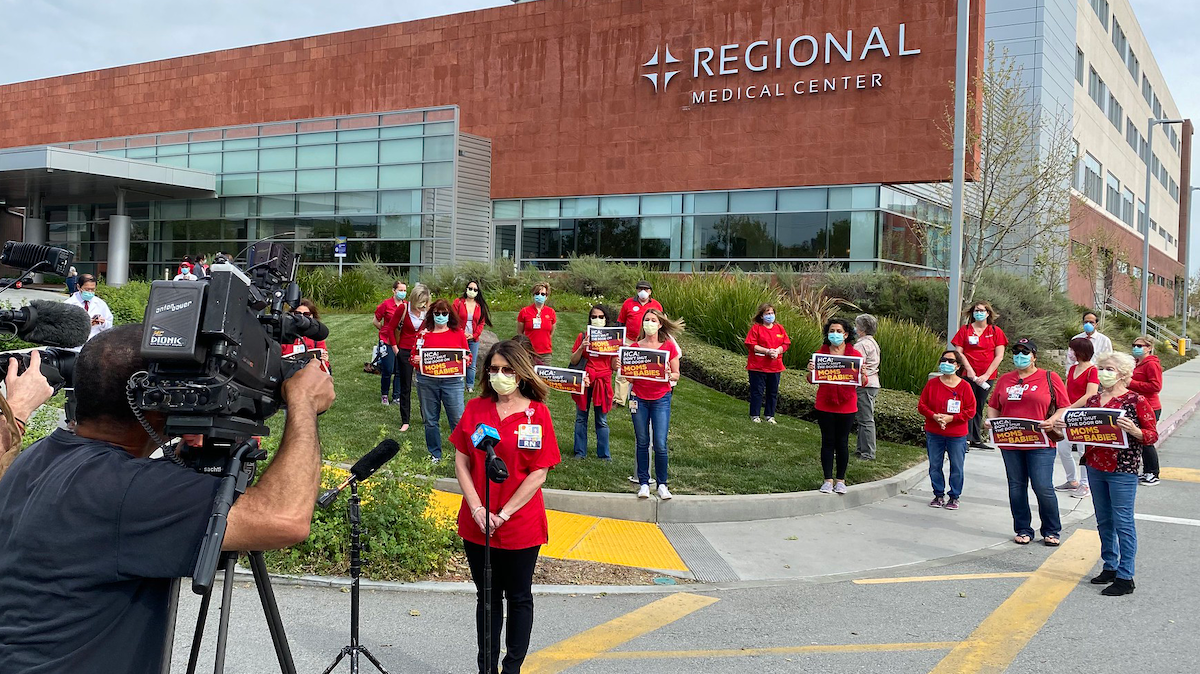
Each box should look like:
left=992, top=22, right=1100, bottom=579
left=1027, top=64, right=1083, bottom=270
left=1, top=0, right=1195, bottom=270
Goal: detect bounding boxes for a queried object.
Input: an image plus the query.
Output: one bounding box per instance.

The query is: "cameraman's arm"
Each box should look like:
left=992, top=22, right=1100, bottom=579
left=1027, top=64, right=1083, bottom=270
left=223, top=359, right=335, bottom=551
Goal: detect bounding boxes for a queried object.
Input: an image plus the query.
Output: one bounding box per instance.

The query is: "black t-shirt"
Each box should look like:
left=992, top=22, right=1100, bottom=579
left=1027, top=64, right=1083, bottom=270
left=0, top=429, right=219, bottom=673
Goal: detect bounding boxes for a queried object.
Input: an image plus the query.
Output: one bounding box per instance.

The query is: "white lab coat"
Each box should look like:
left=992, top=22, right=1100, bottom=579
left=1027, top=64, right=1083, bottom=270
left=64, top=292, right=114, bottom=343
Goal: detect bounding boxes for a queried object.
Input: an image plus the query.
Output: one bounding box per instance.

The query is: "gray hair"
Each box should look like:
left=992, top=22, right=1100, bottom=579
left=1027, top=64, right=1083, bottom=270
left=409, top=283, right=431, bottom=310
left=855, top=313, right=878, bottom=337
left=1096, top=351, right=1136, bottom=385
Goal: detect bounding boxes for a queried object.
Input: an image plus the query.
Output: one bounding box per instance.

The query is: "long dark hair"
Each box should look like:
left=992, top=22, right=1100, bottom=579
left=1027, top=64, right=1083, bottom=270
left=461, top=279, right=493, bottom=327
left=422, top=298, right=461, bottom=331
left=479, top=340, right=548, bottom=402
left=588, top=303, right=615, bottom=326
left=822, top=317, right=856, bottom=345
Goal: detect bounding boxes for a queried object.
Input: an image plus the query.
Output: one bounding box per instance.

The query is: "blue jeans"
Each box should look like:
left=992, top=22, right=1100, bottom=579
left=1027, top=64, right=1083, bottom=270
left=631, top=393, right=671, bottom=486
left=379, top=347, right=400, bottom=398
left=748, top=371, right=780, bottom=418
left=573, top=390, right=610, bottom=459
left=926, top=433, right=967, bottom=499
left=416, top=374, right=465, bottom=459
left=1088, top=467, right=1139, bottom=580
left=466, top=339, right=481, bottom=390
left=1000, top=448, right=1061, bottom=538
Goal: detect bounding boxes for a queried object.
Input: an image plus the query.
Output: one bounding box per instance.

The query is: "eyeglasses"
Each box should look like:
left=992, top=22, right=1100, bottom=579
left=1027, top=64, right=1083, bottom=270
left=487, top=365, right=516, bottom=375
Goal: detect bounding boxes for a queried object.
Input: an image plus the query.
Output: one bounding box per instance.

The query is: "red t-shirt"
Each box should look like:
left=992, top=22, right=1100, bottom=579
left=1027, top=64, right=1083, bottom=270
left=1128, top=355, right=1163, bottom=410
left=410, top=327, right=471, bottom=370
left=812, top=344, right=862, bottom=414
left=628, top=338, right=680, bottom=401
left=744, top=323, right=791, bottom=373
left=451, top=398, right=561, bottom=550
left=917, top=376, right=977, bottom=437
left=385, top=306, right=425, bottom=351
left=517, top=304, right=556, bottom=355
left=1066, top=363, right=1099, bottom=404
left=988, top=368, right=1069, bottom=449
left=572, top=333, right=616, bottom=413
left=452, top=297, right=486, bottom=342
left=618, top=298, right=664, bottom=342
left=281, top=338, right=330, bottom=373
left=374, top=298, right=405, bottom=345
left=950, top=324, right=1008, bottom=379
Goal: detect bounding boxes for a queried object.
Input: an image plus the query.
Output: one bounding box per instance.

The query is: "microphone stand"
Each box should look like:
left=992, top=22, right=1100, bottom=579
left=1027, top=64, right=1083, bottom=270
left=321, top=479, right=389, bottom=674
left=483, top=447, right=508, bottom=674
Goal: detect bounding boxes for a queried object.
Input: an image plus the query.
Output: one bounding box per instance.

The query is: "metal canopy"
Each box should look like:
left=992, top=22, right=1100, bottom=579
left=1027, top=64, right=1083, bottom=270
left=0, top=146, right=216, bottom=206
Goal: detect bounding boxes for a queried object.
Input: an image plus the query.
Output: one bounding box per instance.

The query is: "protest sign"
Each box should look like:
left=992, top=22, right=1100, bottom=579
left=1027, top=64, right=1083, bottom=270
left=1063, top=408, right=1128, bottom=448
left=586, top=326, right=625, bottom=356
left=534, top=365, right=586, bottom=395
left=989, top=417, right=1052, bottom=448
left=419, top=348, right=467, bottom=378
left=810, top=353, right=863, bottom=386
left=618, top=346, right=669, bottom=381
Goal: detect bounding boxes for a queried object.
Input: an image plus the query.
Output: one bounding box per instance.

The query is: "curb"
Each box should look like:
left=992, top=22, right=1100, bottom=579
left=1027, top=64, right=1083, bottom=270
left=434, top=462, right=930, bottom=524
left=1155, top=388, right=1200, bottom=444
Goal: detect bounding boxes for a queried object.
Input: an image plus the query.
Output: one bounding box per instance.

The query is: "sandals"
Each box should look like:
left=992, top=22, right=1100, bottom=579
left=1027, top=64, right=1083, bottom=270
left=1014, top=534, right=1032, bottom=545
left=1044, top=535, right=1061, bottom=547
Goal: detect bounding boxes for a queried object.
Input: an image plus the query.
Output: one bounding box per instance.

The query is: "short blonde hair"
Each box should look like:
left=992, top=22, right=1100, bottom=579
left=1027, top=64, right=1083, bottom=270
left=409, top=283, right=431, bottom=309
left=1096, top=351, right=1136, bottom=385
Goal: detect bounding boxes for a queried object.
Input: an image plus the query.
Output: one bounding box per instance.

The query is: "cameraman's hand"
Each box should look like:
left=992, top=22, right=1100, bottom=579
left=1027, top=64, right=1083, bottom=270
left=283, top=358, right=335, bottom=414
left=5, top=351, right=54, bottom=422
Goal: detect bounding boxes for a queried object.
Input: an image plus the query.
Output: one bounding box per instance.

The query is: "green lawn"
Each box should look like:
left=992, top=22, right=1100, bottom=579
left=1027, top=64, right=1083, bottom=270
left=319, top=311, right=925, bottom=495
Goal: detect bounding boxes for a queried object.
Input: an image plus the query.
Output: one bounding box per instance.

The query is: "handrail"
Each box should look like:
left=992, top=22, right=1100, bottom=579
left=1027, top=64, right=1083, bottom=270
left=1105, top=296, right=1183, bottom=345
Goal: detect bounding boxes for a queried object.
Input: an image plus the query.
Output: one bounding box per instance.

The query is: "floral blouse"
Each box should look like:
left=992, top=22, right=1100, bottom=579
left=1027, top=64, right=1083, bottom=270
left=1080, top=391, right=1159, bottom=475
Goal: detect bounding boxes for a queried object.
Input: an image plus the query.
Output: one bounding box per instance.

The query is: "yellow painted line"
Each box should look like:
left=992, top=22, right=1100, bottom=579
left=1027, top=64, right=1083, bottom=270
left=1160, top=467, right=1200, bottom=483
left=523, top=593, right=719, bottom=674
left=928, top=529, right=1100, bottom=674
left=598, top=641, right=960, bottom=660
left=854, top=572, right=1033, bottom=585
left=562, top=518, right=689, bottom=572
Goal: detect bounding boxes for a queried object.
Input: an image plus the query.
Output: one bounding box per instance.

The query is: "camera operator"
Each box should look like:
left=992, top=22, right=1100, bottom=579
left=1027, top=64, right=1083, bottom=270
left=0, top=324, right=336, bottom=673
left=0, top=350, right=55, bottom=479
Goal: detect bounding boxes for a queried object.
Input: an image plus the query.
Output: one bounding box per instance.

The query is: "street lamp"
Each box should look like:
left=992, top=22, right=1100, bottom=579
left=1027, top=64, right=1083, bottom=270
left=1185, top=185, right=1198, bottom=344
left=945, top=0, right=970, bottom=345
left=1141, top=117, right=1186, bottom=335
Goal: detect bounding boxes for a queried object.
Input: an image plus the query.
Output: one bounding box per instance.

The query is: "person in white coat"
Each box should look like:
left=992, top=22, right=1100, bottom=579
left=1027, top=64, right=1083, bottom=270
left=1065, top=311, right=1113, bottom=367
left=63, top=274, right=114, bottom=344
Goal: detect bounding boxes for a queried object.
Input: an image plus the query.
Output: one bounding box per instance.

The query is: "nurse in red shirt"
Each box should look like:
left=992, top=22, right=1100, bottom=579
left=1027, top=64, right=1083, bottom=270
left=452, top=280, right=492, bottom=392
left=409, top=298, right=470, bottom=463
left=516, top=283, right=556, bottom=365
left=280, top=300, right=331, bottom=374
left=569, top=304, right=616, bottom=460
left=621, top=309, right=683, bottom=500
left=372, top=280, right=407, bottom=404
left=917, top=350, right=977, bottom=510
left=744, top=303, right=790, bottom=424
left=451, top=340, right=561, bottom=674
left=1056, top=337, right=1100, bottom=496
left=986, top=337, right=1068, bottom=546
left=951, top=301, right=1008, bottom=449
left=807, top=317, right=866, bottom=495
left=1128, top=335, right=1164, bottom=485
left=385, top=283, right=430, bottom=432
left=617, top=280, right=663, bottom=344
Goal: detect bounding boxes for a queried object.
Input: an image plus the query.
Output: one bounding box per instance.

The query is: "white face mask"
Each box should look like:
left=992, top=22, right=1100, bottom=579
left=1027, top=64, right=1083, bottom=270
left=637, top=290, right=650, bottom=301
left=490, top=373, right=518, bottom=395
left=466, top=288, right=478, bottom=298
left=590, top=317, right=606, bottom=327
left=1097, top=370, right=1120, bottom=389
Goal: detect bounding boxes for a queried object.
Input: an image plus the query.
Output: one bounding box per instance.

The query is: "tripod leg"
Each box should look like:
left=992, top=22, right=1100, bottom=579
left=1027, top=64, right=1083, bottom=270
left=358, top=646, right=391, bottom=674
left=213, top=555, right=237, bottom=674
left=320, top=647, right=351, bottom=674
left=185, top=585, right=214, bottom=674
left=249, top=551, right=298, bottom=674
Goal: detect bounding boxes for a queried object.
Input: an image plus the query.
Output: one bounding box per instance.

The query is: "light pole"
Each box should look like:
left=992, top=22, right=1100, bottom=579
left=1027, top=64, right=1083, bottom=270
left=1141, top=117, right=1185, bottom=335
left=1185, top=185, right=1198, bottom=344
left=946, top=0, right=970, bottom=346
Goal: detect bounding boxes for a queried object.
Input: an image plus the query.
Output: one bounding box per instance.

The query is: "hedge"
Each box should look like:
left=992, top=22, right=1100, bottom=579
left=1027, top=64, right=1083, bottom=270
left=677, top=334, right=927, bottom=446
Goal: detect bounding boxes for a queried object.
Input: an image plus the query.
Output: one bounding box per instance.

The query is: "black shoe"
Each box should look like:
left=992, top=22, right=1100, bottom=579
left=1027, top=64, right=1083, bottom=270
left=1101, top=578, right=1135, bottom=596
left=1090, top=569, right=1117, bottom=585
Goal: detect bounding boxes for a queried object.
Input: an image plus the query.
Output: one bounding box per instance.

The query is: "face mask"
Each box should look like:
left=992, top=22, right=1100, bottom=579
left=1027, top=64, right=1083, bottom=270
left=466, top=289, right=478, bottom=298
left=1097, top=370, right=1120, bottom=389
left=1012, top=353, right=1033, bottom=369
left=1083, top=322, right=1095, bottom=334
left=433, top=314, right=449, bottom=326
left=763, top=314, right=775, bottom=324
left=395, top=291, right=407, bottom=301
left=490, top=373, right=518, bottom=395
left=828, top=332, right=845, bottom=346
left=533, top=293, right=546, bottom=304
left=590, top=317, right=606, bottom=327
left=80, top=291, right=95, bottom=301
left=973, top=311, right=988, bottom=323
left=637, top=290, right=650, bottom=301
left=642, top=320, right=660, bottom=335
left=1132, top=346, right=1146, bottom=358
left=938, top=361, right=957, bottom=375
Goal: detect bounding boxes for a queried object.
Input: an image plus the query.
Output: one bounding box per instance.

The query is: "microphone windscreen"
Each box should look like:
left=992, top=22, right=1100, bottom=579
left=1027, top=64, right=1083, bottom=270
left=19, top=301, right=92, bottom=347
left=471, top=424, right=501, bottom=448
left=349, top=439, right=401, bottom=481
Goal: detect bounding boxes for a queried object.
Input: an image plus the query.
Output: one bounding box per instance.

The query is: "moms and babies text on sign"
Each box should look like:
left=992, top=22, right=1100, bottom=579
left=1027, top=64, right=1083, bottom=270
left=810, top=354, right=862, bottom=386
left=1063, top=408, right=1128, bottom=449
left=618, top=346, right=669, bottom=381
left=419, top=348, right=467, bottom=378
left=989, top=417, right=1052, bottom=448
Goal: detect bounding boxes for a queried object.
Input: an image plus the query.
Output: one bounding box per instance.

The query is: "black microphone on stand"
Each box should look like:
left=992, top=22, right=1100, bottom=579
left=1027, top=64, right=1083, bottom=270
left=471, top=423, right=507, bottom=674
left=318, top=439, right=400, bottom=508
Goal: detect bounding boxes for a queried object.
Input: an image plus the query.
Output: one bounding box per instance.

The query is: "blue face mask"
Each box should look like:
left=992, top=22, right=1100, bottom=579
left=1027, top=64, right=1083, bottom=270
left=973, top=311, right=988, bottom=323
left=533, top=294, right=547, bottom=304
left=1012, top=353, right=1033, bottom=369
left=1132, top=346, right=1146, bottom=358
left=433, top=314, right=450, bottom=326
left=395, top=291, right=407, bottom=301
left=80, top=291, right=95, bottom=302
left=938, top=361, right=957, bottom=375
left=828, top=332, right=845, bottom=346
left=1083, top=322, right=1095, bottom=334
left=763, top=314, right=775, bottom=324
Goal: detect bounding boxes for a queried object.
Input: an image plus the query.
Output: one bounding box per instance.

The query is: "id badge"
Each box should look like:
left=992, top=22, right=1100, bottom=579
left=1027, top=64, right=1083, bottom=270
left=517, top=424, right=543, bottom=451
left=968, top=335, right=979, bottom=345
left=1007, top=388, right=1024, bottom=401
left=947, top=399, right=962, bottom=414
left=629, top=398, right=639, bottom=414
left=532, top=317, right=543, bottom=330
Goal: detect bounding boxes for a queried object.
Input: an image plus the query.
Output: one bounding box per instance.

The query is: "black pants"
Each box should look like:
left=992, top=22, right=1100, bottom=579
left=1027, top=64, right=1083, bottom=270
left=396, top=348, right=415, bottom=425
left=1143, top=408, right=1163, bottom=475
left=749, top=371, right=780, bottom=418
left=817, top=410, right=855, bottom=480
left=463, top=541, right=540, bottom=674
left=967, top=378, right=993, bottom=444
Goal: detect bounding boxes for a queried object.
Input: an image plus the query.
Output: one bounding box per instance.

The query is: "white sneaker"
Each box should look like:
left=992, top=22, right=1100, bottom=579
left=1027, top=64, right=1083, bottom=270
left=766, top=417, right=777, bottom=424
left=637, top=484, right=651, bottom=499
left=657, top=484, right=673, bottom=500
left=834, top=481, right=848, bottom=495
left=819, top=481, right=834, bottom=494
left=751, top=416, right=762, bottom=423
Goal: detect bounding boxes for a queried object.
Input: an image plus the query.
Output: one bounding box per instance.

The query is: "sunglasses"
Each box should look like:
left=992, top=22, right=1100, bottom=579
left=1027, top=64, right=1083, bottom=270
left=433, top=311, right=450, bottom=317
left=1133, top=343, right=1149, bottom=348
left=939, top=357, right=957, bottom=364
left=487, top=365, right=516, bottom=375
left=293, top=310, right=311, bottom=316
left=1013, top=348, right=1032, bottom=355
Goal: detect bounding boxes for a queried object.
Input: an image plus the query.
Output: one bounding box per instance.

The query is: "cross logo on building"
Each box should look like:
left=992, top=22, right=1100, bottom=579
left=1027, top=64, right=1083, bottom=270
left=640, top=45, right=681, bottom=93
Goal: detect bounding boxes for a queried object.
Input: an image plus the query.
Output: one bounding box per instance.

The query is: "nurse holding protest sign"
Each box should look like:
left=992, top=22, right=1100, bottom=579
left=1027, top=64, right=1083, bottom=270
left=807, top=318, right=867, bottom=495
left=617, top=309, right=684, bottom=500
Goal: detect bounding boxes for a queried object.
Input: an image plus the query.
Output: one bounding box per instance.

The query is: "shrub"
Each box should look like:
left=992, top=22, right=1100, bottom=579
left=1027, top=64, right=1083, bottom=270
left=559, top=256, right=647, bottom=298
left=677, top=335, right=926, bottom=445
left=297, top=265, right=392, bottom=312
left=99, top=281, right=152, bottom=325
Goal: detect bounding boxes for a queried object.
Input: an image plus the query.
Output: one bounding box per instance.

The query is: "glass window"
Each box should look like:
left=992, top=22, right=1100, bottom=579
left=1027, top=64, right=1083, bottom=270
left=598, top=218, right=640, bottom=257
left=337, top=192, right=376, bottom=214
left=222, top=197, right=255, bottom=218
left=158, top=201, right=188, bottom=220
left=778, top=188, right=827, bottom=211
left=259, top=171, right=296, bottom=194
left=189, top=141, right=222, bottom=153
left=188, top=153, right=222, bottom=172
left=695, top=215, right=727, bottom=258
left=693, top=192, right=728, bottom=214
left=424, top=122, right=455, bottom=135
left=156, top=155, right=189, bottom=168
left=493, top=200, right=521, bottom=219
left=851, top=186, right=878, bottom=209
left=297, top=193, right=336, bottom=215
left=297, top=169, right=336, bottom=192
left=126, top=146, right=155, bottom=159
left=259, top=147, right=296, bottom=171
left=337, top=142, right=379, bottom=166
left=157, top=143, right=188, bottom=156
left=599, top=196, right=639, bottom=216
left=259, top=196, right=296, bottom=217
left=223, top=138, right=258, bottom=151
left=380, top=138, right=423, bottom=163
left=336, top=167, right=378, bottom=190
left=828, top=187, right=859, bottom=210
left=849, top=211, right=877, bottom=260
left=522, top=199, right=559, bottom=218
left=297, top=144, right=336, bottom=168
left=380, top=190, right=422, bottom=214
left=729, top=190, right=776, bottom=213
left=1076, top=47, right=1085, bottom=84
left=1105, top=172, right=1121, bottom=217
left=379, top=165, right=422, bottom=189
left=777, top=212, right=828, bottom=257
left=380, top=125, right=423, bottom=139
left=828, top=212, right=852, bottom=257
left=381, top=214, right=421, bottom=239
left=337, top=128, right=379, bottom=142
left=422, top=162, right=453, bottom=186
left=259, top=134, right=296, bottom=147
left=297, top=132, right=336, bottom=145
left=727, top=214, right=776, bottom=258
left=573, top=218, right=600, bottom=255
left=190, top=200, right=220, bottom=220
left=640, top=194, right=679, bottom=215
left=220, top=174, right=257, bottom=196
left=560, top=197, right=598, bottom=217
left=424, top=135, right=454, bottom=161
left=223, top=150, right=258, bottom=173
left=640, top=216, right=673, bottom=256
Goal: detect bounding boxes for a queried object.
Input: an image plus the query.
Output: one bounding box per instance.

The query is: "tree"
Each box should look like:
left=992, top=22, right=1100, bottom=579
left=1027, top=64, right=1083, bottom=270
left=1069, top=227, right=1136, bottom=322
left=917, top=44, right=1078, bottom=315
